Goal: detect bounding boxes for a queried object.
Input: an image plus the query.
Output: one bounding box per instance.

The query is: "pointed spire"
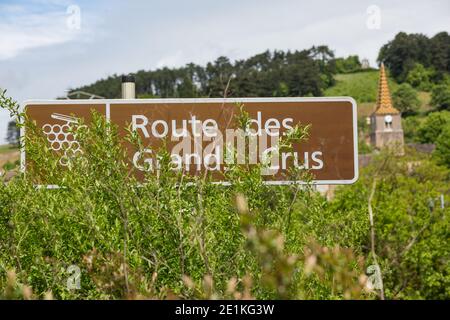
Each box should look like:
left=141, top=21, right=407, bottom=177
left=374, top=63, right=399, bottom=115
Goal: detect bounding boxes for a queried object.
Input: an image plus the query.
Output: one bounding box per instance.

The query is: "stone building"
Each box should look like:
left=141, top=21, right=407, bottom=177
left=317, top=63, right=406, bottom=200
left=370, top=63, right=404, bottom=154
left=361, top=58, right=370, bottom=69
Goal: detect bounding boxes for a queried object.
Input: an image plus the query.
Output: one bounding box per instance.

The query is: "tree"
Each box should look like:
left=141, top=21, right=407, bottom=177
left=392, top=83, right=421, bottom=115
left=431, top=84, right=450, bottom=110
left=405, top=63, right=434, bottom=90
left=285, top=58, right=323, bottom=96
left=6, top=120, right=20, bottom=146
left=334, top=55, right=362, bottom=73
left=310, top=45, right=336, bottom=87
left=205, top=56, right=236, bottom=97
left=417, top=111, right=450, bottom=143
left=430, top=32, right=450, bottom=78
left=402, top=116, right=421, bottom=142
left=378, top=32, right=432, bottom=82
left=433, top=124, right=450, bottom=167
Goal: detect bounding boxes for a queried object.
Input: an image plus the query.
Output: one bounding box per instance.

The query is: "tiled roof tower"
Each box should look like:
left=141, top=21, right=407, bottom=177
left=375, top=63, right=399, bottom=115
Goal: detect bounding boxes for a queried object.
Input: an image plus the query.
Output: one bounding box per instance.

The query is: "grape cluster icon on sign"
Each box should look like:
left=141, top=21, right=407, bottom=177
left=42, top=113, right=86, bottom=166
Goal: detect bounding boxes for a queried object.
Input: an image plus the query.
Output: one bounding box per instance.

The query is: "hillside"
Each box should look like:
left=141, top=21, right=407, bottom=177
left=0, top=144, right=19, bottom=173
left=324, top=70, right=431, bottom=118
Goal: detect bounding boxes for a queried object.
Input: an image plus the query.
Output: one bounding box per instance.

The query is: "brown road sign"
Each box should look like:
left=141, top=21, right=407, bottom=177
left=22, top=97, right=358, bottom=185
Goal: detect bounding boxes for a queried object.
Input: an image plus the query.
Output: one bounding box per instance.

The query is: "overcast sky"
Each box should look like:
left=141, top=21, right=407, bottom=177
left=0, top=0, right=449, bottom=143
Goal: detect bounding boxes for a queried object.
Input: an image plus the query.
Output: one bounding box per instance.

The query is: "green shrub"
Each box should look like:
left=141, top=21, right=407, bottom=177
left=359, top=139, right=373, bottom=155
left=402, top=116, right=422, bottom=143
left=392, top=83, right=421, bottom=115
left=330, top=151, right=450, bottom=299
left=431, top=84, right=450, bottom=111
left=417, top=111, right=450, bottom=143
left=0, top=91, right=372, bottom=300
left=1, top=90, right=448, bottom=300
left=434, top=124, right=450, bottom=167
left=405, top=63, right=434, bottom=91
left=334, top=56, right=362, bottom=74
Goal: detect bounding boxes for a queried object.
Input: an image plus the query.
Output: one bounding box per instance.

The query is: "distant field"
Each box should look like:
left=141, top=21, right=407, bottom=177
left=0, top=145, right=19, bottom=173
left=0, top=144, right=17, bottom=154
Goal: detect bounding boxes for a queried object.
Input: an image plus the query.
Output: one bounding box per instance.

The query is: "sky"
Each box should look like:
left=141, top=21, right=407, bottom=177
left=0, top=0, right=449, bottom=143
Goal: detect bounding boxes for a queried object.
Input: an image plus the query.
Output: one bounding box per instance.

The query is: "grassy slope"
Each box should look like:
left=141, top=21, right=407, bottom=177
left=0, top=145, right=19, bottom=172
left=0, top=144, right=17, bottom=154
left=324, top=70, right=431, bottom=119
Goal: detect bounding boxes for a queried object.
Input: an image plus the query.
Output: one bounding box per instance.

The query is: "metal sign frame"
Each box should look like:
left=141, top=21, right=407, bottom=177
left=21, top=97, right=359, bottom=186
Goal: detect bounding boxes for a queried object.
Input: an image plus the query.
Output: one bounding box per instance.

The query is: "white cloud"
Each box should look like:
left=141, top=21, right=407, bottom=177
left=0, top=4, right=83, bottom=60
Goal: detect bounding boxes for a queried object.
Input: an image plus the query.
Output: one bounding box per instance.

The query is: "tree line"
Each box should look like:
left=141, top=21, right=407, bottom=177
left=69, top=46, right=338, bottom=99
left=378, top=31, right=450, bottom=83
left=5, top=32, right=450, bottom=146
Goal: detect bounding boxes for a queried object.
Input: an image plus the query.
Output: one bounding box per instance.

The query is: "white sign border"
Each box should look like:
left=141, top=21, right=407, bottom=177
left=20, top=97, right=359, bottom=186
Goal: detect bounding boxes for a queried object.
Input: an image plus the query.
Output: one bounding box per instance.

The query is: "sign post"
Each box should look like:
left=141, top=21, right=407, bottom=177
left=22, top=97, right=358, bottom=184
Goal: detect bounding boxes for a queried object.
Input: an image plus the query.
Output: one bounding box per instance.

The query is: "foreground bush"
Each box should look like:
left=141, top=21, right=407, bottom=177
left=0, top=91, right=448, bottom=300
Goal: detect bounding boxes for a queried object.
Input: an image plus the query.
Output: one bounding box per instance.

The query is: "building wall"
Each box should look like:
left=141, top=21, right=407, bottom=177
left=370, top=114, right=404, bottom=152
